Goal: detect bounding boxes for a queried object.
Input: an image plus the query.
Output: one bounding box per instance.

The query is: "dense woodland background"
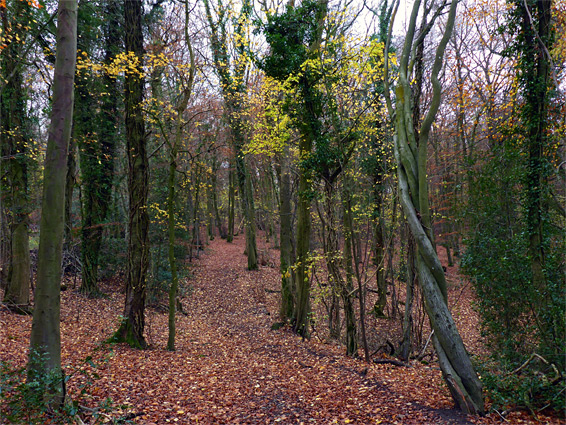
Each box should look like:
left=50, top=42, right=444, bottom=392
left=0, top=0, right=564, bottom=423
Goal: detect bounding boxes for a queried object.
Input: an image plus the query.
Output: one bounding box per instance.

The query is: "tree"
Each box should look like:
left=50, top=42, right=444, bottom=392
left=0, top=0, right=33, bottom=311
left=112, top=0, right=149, bottom=349
left=28, top=0, right=77, bottom=405
left=75, top=0, right=121, bottom=296
left=461, top=0, right=564, bottom=411
left=259, top=0, right=329, bottom=338
left=384, top=0, right=484, bottom=414
left=166, top=0, right=195, bottom=352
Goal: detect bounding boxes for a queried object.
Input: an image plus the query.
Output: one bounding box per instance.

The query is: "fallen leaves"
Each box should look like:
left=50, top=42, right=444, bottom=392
left=1, top=235, right=563, bottom=424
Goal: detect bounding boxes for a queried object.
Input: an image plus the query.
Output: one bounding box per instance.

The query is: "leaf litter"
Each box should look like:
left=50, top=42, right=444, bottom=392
left=1, top=235, right=562, bottom=424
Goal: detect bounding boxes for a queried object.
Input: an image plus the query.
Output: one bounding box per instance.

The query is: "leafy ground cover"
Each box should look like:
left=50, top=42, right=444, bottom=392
left=1, top=236, right=563, bottom=424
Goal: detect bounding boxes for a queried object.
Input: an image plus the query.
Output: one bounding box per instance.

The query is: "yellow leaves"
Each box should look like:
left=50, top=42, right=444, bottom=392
left=75, top=51, right=176, bottom=80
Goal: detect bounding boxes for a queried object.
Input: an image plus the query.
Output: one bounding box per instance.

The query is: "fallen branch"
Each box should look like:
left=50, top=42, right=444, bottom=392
left=373, top=358, right=411, bottom=368
left=508, top=353, right=561, bottom=379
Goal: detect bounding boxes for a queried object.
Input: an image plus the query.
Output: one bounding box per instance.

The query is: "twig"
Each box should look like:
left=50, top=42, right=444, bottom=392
left=508, top=353, right=551, bottom=376
left=493, top=408, right=510, bottom=422
left=416, top=330, right=434, bottom=360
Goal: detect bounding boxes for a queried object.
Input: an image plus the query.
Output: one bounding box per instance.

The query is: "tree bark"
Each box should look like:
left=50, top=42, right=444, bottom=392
left=227, top=163, right=235, bottom=242
left=398, top=230, right=415, bottom=361
left=76, top=0, right=120, bottom=296
left=279, top=145, right=294, bottom=322
left=517, top=0, right=552, bottom=298
left=113, top=0, right=148, bottom=349
left=167, top=0, right=194, bottom=351
left=293, top=122, right=313, bottom=337
left=28, top=0, right=77, bottom=406
left=342, top=179, right=358, bottom=357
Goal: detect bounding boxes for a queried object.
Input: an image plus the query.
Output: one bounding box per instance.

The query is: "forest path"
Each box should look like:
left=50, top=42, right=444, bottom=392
left=119, top=234, right=475, bottom=425
left=3, top=235, right=542, bottom=424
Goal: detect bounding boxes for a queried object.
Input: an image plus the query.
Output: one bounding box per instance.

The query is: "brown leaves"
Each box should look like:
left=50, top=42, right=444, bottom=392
left=1, top=235, right=563, bottom=424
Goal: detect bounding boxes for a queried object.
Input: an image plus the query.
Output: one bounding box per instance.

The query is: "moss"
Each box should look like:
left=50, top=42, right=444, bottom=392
left=107, top=319, right=147, bottom=349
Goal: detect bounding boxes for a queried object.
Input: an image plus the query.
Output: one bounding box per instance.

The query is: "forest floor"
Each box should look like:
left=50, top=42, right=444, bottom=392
left=1, top=235, right=563, bottom=425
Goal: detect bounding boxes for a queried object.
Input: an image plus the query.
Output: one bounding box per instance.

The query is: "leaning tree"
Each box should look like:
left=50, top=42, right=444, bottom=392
left=384, top=0, right=484, bottom=414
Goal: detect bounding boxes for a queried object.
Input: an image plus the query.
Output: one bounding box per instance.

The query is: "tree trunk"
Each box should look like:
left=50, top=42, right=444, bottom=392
left=227, top=164, right=235, bottom=242
left=211, top=157, right=225, bottom=238
left=398, top=230, right=415, bottom=361
left=1, top=0, right=31, bottom=310
left=77, top=0, right=119, bottom=296
left=372, top=182, right=387, bottom=317
left=64, top=138, right=76, bottom=243
left=342, top=181, right=358, bottom=357
left=318, top=184, right=341, bottom=340
left=167, top=1, right=194, bottom=350
left=28, top=0, right=77, bottom=406
left=192, top=167, right=201, bottom=256
left=385, top=0, right=484, bottom=414
left=206, top=171, right=215, bottom=241
left=518, top=0, right=552, bottom=298
left=167, top=157, right=179, bottom=351
left=235, top=152, right=258, bottom=270
left=279, top=146, right=294, bottom=322
left=113, top=0, right=148, bottom=349
left=293, top=129, right=313, bottom=337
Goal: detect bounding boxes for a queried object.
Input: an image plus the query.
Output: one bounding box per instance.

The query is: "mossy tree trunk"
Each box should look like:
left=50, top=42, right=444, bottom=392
left=385, top=0, right=484, bottom=414
left=398, top=230, right=415, bottom=361
left=513, top=0, right=553, bottom=308
left=1, top=0, right=32, bottom=310
left=28, top=0, right=77, bottom=406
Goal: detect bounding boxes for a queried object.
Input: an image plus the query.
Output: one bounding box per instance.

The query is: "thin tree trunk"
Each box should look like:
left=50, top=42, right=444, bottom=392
left=227, top=164, right=235, bottom=242
left=372, top=182, right=387, bottom=317
left=167, top=0, right=194, bottom=350
left=279, top=146, right=294, bottom=322
left=293, top=130, right=313, bottom=337
left=167, top=156, right=179, bottom=350
left=342, top=180, right=358, bottom=357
